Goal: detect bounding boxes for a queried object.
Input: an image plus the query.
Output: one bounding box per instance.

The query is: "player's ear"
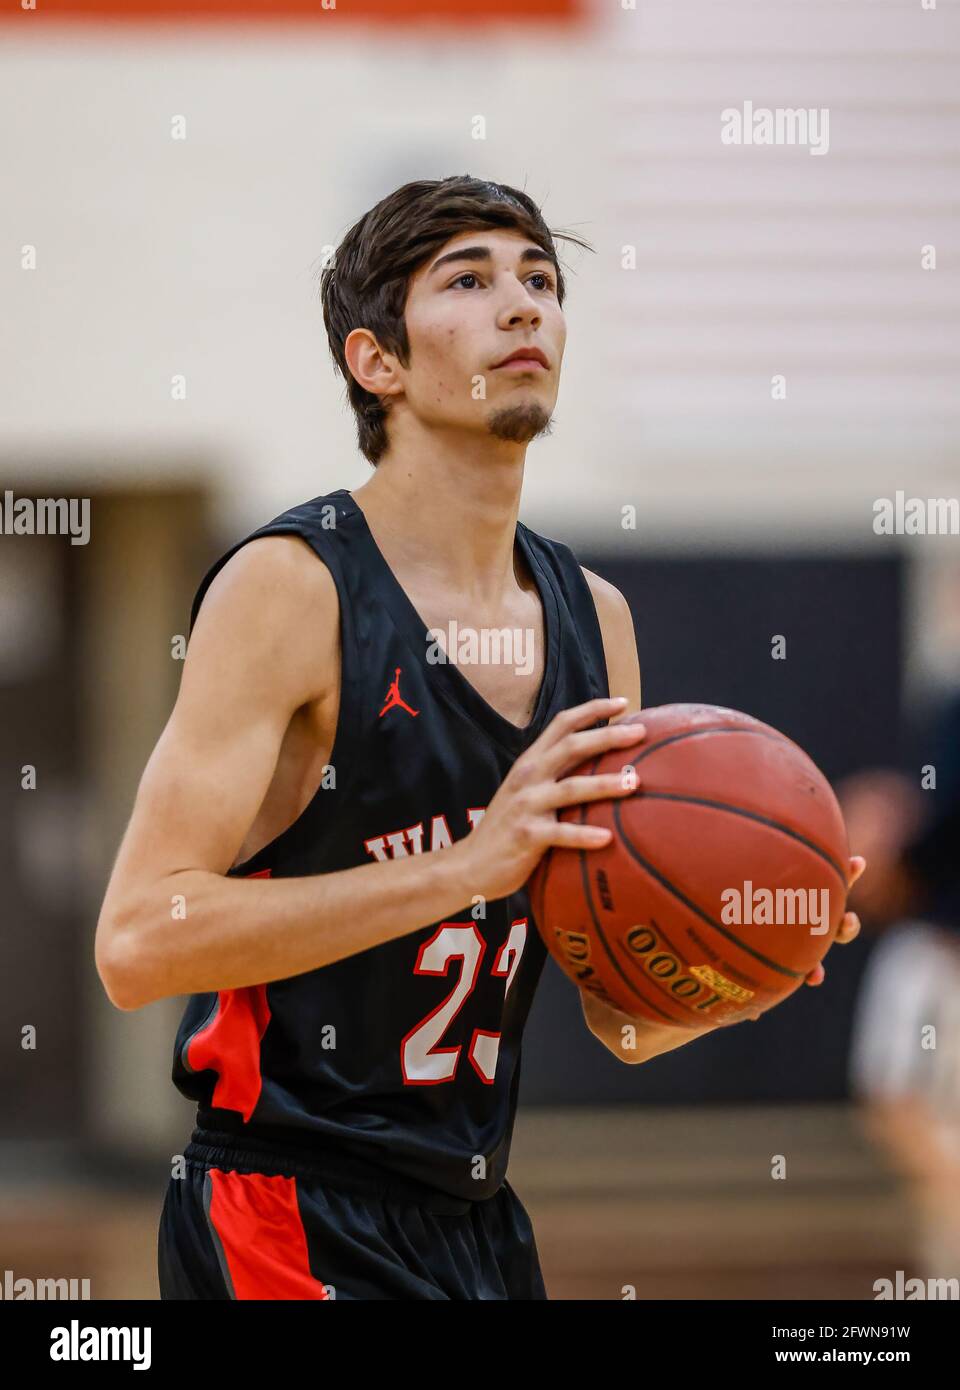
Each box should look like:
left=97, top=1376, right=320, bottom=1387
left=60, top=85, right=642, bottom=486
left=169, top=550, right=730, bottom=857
left=344, top=328, right=403, bottom=400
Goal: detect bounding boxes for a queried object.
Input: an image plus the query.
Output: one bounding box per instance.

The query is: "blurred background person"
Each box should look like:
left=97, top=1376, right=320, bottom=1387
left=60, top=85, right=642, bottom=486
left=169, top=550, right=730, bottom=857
left=845, top=691, right=960, bottom=1286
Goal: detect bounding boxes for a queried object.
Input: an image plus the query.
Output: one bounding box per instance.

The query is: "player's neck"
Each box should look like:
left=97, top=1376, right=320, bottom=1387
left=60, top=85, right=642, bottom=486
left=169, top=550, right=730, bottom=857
left=351, top=436, right=529, bottom=605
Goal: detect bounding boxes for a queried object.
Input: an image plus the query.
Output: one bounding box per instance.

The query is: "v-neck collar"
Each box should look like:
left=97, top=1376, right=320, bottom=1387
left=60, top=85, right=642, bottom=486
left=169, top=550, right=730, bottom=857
left=332, top=489, right=560, bottom=755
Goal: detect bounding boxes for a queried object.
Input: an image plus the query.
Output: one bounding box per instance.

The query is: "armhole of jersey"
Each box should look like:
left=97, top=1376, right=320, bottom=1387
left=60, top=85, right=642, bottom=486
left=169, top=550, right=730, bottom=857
left=524, top=527, right=611, bottom=704
left=185, top=516, right=363, bottom=872
left=189, top=522, right=340, bottom=637
left=575, top=560, right=612, bottom=703
left=187, top=520, right=355, bottom=728
left=188, top=537, right=256, bottom=637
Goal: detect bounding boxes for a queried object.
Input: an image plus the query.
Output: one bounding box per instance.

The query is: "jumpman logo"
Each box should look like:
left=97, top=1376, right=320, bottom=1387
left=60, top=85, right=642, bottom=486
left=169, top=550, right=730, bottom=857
left=379, top=666, right=419, bottom=719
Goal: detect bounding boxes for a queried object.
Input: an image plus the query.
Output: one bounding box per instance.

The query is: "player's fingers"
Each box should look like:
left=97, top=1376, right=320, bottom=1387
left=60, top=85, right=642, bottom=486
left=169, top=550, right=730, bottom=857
left=804, top=962, right=826, bottom=987
left=543, top=719, right=647, bottom=778
left=715, top=1005, right=762, bottom=1026
left=538, top=770, right=640, bottom=812
left=836, top=911, right=861, bottom=943
left=847, top=855, right=867, bottom=887
left=544, top=819, right=613, bottom=852
left=536, top=696, right=635, bottom=750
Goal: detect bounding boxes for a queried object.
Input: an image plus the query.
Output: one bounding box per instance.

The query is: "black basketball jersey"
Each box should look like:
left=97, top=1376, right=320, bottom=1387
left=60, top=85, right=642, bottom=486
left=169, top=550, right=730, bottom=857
left=171, top=489, right=609, bottom=1200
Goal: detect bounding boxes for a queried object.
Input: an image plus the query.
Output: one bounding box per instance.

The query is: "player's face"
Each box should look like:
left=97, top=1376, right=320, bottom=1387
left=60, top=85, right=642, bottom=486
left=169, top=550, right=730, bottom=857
left=399, top=228, right=566, bottom=446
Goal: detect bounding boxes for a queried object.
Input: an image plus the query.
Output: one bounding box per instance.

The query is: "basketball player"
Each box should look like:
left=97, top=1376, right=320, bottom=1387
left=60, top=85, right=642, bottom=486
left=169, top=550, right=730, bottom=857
left=94, top=176, right=865, bottom=1300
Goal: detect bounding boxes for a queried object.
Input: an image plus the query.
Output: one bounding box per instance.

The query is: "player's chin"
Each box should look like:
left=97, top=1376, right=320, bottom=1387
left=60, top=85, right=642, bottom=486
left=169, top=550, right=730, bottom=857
left=485, top=400, right=555, bottom=445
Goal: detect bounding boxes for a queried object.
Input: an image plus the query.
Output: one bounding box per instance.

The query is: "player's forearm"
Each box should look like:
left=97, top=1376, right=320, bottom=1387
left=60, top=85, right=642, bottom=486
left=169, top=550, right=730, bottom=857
left=100, top=842, right=478, bottom=1010
left=581, top=990, right=714, bottom=1064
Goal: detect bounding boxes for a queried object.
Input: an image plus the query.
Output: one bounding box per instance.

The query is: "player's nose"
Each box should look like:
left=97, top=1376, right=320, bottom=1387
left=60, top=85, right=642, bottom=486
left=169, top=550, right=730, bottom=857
left=496, top=279, right=542, bottom=330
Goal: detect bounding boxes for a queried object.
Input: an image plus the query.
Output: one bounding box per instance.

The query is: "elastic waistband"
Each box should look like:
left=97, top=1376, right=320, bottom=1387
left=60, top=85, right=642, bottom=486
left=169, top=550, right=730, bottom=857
left=185, top=1127, right=478, bottom=1213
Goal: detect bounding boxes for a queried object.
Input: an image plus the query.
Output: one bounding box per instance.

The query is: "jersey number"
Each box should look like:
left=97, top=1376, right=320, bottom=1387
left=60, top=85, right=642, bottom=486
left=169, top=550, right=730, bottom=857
left=400, top=920, right=528, bottom=1086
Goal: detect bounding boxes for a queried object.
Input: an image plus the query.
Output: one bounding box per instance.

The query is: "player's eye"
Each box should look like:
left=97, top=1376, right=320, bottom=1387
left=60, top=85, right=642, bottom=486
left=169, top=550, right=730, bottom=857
left=527, top=272, right=556, bottom=292
left=449, top=271, right=482, bottom=289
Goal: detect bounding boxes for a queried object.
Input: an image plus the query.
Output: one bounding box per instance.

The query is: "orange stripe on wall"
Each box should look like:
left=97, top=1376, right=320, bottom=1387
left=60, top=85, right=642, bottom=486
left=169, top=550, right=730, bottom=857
left=3, top=0, right=584, bottom=23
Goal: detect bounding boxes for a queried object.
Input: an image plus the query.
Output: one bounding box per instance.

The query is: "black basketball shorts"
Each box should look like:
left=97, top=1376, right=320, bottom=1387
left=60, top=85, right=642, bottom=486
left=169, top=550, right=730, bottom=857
left=158, top=1129, right=547, bottom=1301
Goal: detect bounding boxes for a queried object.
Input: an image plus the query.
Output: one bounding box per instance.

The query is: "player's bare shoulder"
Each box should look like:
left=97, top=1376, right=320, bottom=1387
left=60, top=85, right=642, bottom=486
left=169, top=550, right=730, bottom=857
left=580, top=566, right=630, bottom=627
left=580, top=566, right=641, bottom=709
left=184, top=533, right=339, bottom=718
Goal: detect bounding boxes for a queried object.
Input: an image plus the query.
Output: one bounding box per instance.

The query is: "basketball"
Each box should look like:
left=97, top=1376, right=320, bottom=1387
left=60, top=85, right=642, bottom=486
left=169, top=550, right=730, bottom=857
left=529, top=703, right=851, bottom=1027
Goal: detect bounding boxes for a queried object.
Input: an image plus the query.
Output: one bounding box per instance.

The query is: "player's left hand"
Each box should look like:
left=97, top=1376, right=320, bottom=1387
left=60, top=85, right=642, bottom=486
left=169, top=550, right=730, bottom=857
left=803, top=855, right=866, bottom=987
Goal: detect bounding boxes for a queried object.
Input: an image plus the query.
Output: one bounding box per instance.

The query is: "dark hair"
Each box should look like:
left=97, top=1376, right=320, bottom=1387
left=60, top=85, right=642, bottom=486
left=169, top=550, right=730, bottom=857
left=319, top=175, right=591, bottom=465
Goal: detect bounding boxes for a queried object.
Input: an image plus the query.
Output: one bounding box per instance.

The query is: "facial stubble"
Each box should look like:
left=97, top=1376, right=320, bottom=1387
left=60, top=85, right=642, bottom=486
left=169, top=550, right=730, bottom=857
left=486, top=401, right=554, bottom=445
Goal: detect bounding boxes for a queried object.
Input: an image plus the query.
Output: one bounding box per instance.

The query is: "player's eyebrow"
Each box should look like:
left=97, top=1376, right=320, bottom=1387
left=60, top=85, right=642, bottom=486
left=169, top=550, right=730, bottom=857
left=427, top=245, right=555, bottom=277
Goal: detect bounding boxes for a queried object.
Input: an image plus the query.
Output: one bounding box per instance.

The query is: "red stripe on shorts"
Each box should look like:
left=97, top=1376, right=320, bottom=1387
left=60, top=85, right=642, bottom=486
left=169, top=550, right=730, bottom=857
left=207, top=1168, right=331, bottom=1299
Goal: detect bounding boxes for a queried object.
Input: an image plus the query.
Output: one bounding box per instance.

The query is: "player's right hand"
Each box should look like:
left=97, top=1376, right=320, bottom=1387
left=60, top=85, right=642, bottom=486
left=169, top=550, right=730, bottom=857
left=457, top=696, right=646, bottom=902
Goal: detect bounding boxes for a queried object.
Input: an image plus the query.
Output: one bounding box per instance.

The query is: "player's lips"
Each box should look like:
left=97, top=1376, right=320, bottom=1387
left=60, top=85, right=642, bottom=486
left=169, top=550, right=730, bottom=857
left=491, top=347, right=550, bottom=371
